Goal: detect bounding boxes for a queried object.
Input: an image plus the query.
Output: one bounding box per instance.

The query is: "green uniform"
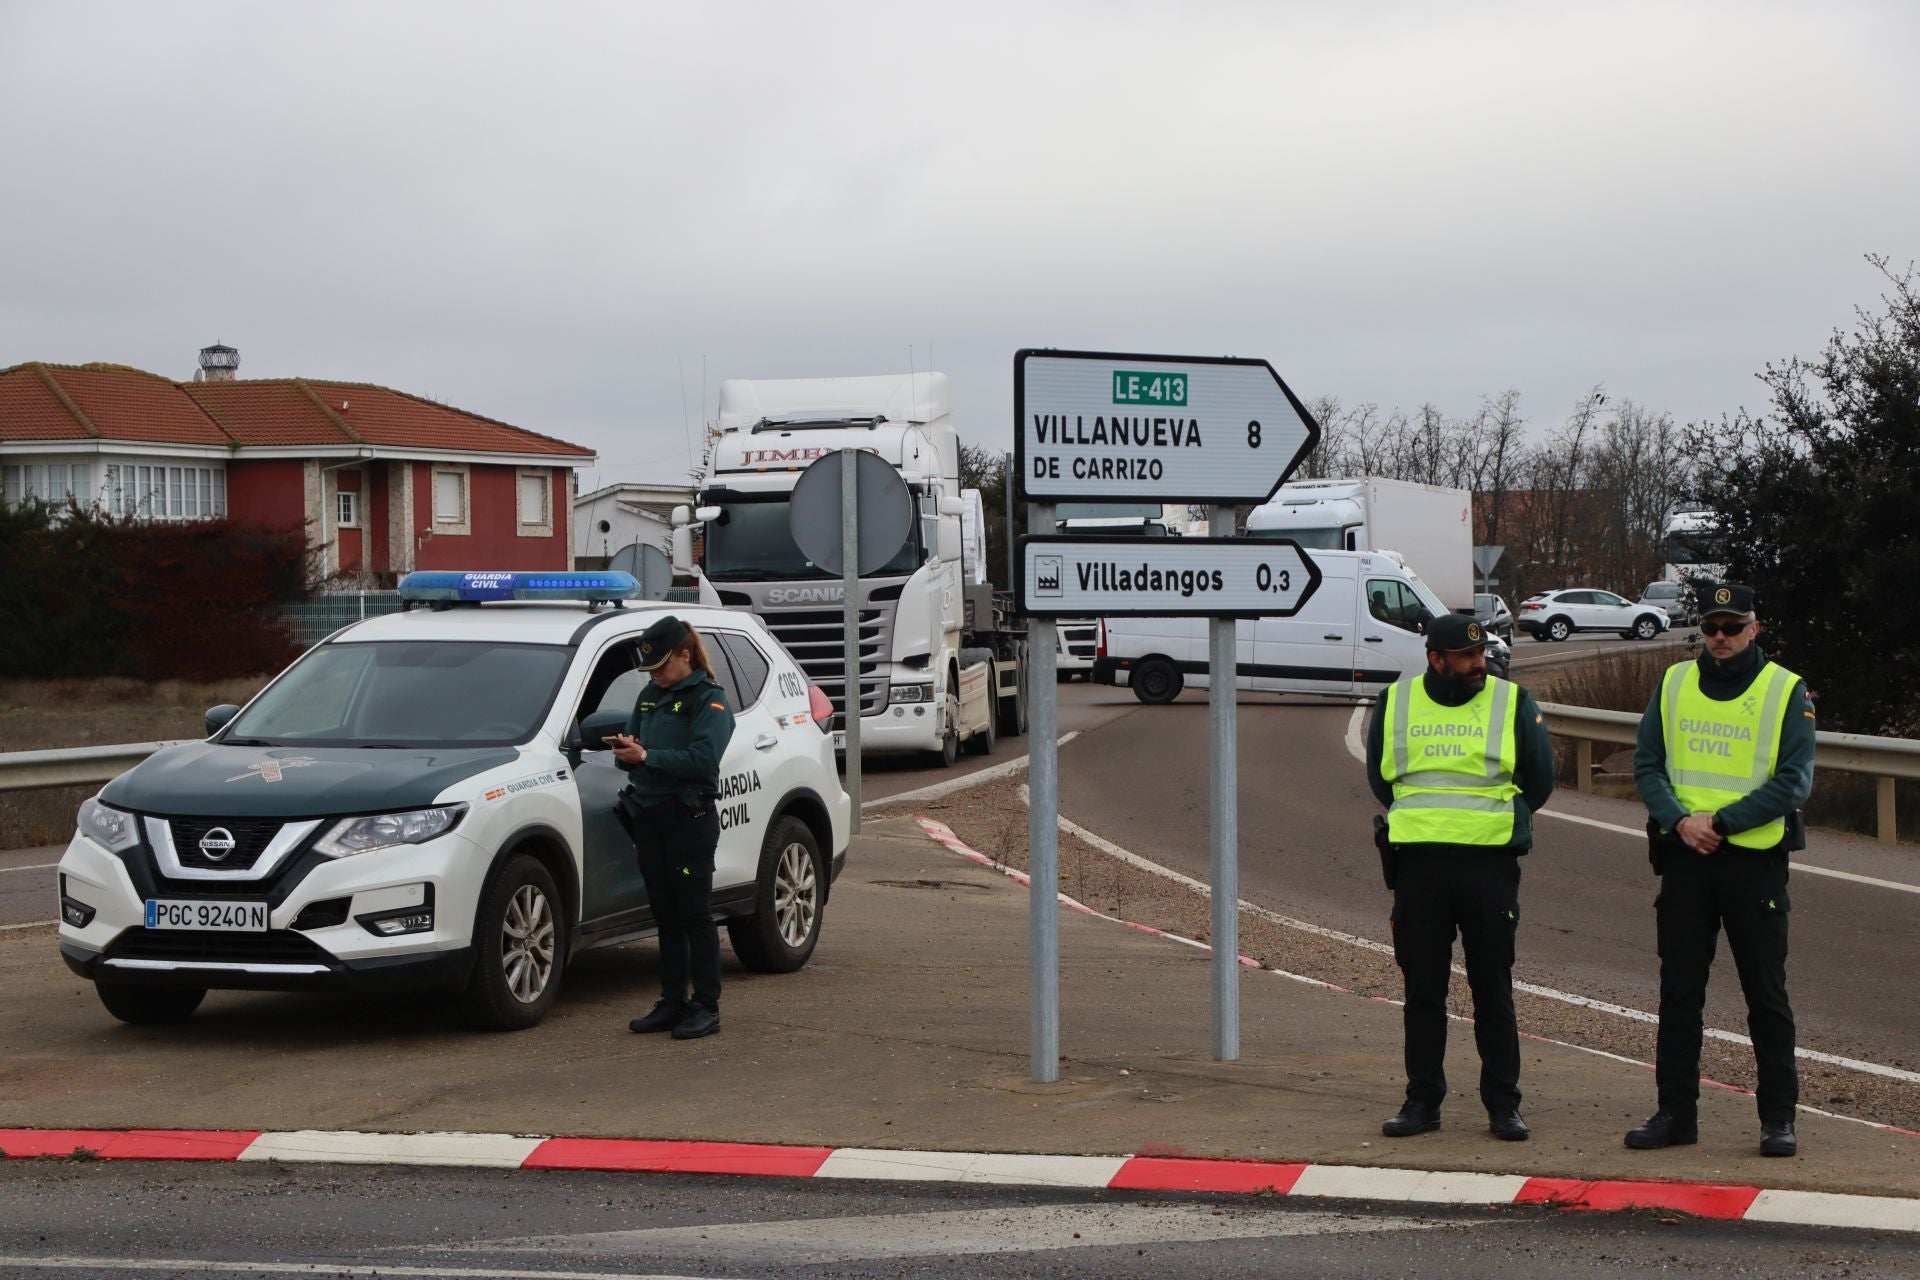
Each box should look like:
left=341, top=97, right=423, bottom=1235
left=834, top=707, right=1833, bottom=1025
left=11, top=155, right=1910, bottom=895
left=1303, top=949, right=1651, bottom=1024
left=617, top=671, right=733, bottom=808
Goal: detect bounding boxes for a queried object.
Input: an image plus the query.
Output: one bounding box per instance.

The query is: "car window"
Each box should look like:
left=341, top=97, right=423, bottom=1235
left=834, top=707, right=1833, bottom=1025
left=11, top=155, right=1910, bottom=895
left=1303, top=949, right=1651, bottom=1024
left=1645, top=583, right=1679, bottom=599
left=712, top=631, right=772, bottom=709
left=703, top=638, right=743, bottom=709
left=1557, top=591, right=1591, bottom=605
left=579, top=640, right=642, bottom=726
left=1366, top=578, right=1425, bottom=631
left=1474, top=594, right=1495, bottom=611
left=1595, top=592, right=1627, bottom=607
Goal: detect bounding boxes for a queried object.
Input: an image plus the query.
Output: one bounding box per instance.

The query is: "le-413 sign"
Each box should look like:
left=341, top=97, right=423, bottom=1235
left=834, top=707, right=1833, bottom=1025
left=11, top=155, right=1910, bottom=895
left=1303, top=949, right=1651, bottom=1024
left=1019, top=535, right=1321, bottom=618
left=1014, top=348, right=1321, bottom=504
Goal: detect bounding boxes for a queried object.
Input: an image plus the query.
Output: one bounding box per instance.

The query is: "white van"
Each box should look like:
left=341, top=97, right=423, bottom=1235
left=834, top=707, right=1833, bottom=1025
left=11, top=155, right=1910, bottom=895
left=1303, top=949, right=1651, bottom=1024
left=1091, top=550, right=1454, bottom=703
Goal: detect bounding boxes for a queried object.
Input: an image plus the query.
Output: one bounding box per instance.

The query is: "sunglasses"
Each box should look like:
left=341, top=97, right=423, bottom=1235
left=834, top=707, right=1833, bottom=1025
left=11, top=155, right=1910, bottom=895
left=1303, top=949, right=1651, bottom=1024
left=1699, top=618, right=1752, bottom=638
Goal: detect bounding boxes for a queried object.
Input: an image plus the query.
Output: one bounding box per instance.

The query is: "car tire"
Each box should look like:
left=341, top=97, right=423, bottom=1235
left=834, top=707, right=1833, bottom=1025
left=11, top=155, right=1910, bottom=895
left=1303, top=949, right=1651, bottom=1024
left=95, top=981, right=205, bottom=1025
left=458, top=853, right=564, bottom=1032
left=1633, top=615, right=1661, bottom=640
left=1547, top=617, right=1572, bottom=642
left=727, top=815, right=825, bottom=973
left=1132, top=656, right=1184, bottom=705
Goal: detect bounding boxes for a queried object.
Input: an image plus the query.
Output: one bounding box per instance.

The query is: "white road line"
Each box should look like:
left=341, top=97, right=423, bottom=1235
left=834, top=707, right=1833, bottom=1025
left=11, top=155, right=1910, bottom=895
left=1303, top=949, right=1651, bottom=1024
left=861, top=733, right=1080, bottom=811
left=0, top=920, right=56, bottom=932
left=1020, top=784, right=1920, bottom=1086
left=1349, top=708, right=1920, bottom=896
left=240, top=1130, right=544, bottom=1168
left=815, top=1148, right=1127, bottom=1187
left=0, top=1259, right=731, bottom=1280
left=0, top=863, right=57, bottom=874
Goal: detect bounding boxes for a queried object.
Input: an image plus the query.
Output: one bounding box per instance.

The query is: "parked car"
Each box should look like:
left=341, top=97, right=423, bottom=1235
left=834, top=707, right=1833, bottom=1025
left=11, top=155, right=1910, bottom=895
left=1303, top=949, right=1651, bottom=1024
left=56, top=570, right=850, bottom=1030
left=1517, top=588, right=1670, bottom=642
left=1472, top=592, right=1514, bottom=642
left=1636, top=580, right=1695, bottom=626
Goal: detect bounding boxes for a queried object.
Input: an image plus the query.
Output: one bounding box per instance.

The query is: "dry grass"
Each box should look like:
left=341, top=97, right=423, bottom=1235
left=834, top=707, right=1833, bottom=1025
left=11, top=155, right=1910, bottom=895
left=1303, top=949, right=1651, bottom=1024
left=0, top=676, right=270, bottom=849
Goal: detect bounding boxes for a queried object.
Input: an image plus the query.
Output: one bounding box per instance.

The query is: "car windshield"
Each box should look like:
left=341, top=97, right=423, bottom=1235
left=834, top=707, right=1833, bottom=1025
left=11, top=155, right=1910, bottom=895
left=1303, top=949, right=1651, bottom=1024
left=226, top=641, right=572, bottom=747
left=703, top=496, right=923, bottom=581
left=1405, top=574, right=1448, bottom=620
left=1643, top=582, right=1680, bottom=598
left=1474, top=594, right=1498, bottom=611
left=1249, top=524, right=1344, bottom=549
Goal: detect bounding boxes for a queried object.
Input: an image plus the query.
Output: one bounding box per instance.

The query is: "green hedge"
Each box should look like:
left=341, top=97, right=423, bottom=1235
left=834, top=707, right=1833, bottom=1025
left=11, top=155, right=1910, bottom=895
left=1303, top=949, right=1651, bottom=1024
left=0, top=502, right=306, bottom=681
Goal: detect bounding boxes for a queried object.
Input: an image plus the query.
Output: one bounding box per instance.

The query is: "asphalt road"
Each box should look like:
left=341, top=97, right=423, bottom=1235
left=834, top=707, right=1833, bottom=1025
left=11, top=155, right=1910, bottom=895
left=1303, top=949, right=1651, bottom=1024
left=1, top=1161, right=1914, bottom=1279
left=1048, top=681, right=1920, bottom=1075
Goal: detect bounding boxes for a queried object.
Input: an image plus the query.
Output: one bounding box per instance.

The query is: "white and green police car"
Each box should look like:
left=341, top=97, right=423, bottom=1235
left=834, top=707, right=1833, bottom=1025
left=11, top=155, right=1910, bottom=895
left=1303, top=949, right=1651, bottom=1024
left=56, top=570, right=850, bottom=1030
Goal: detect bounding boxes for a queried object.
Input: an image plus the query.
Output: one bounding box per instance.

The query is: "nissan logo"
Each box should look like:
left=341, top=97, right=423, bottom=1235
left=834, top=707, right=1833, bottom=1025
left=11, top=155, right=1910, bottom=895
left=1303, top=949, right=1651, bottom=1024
left=198, top=827, right=238, bottom=861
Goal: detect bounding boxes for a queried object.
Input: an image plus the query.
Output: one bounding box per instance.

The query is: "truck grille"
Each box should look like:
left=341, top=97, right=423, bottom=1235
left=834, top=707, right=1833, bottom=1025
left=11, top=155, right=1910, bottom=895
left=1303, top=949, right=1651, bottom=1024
left=760, top=605, right=894, bottom=730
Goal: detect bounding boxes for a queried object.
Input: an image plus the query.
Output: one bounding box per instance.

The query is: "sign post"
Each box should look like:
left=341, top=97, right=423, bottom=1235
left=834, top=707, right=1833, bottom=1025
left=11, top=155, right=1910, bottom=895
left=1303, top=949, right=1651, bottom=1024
left=1013, top=348, right=1320, bottom=1076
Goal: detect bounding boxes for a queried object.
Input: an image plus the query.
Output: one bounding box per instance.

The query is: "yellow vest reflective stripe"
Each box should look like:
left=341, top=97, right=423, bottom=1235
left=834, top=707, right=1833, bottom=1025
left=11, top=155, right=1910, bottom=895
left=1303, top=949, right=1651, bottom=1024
left=1660, top=659, right=1797, bottom=849
left=1379, top=675, right=1522, bottom=845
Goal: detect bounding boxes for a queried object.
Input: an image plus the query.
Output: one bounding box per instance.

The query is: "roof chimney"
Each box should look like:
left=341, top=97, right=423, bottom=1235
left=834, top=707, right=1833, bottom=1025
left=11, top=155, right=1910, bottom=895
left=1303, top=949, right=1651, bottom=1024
left=197, top=342, right=240, bottom=382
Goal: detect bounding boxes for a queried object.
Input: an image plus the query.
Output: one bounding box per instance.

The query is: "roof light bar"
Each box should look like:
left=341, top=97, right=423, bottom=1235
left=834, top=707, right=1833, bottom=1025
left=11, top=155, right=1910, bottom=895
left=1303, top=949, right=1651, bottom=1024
left=397, top=570, right=642, bottom=604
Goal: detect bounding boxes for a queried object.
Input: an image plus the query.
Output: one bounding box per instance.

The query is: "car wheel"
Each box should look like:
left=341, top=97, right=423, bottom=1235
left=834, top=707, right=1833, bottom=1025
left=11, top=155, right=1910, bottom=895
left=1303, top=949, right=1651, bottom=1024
left=1547, top=617, right=1572, bottom=642
left=965, top=705, right=995, bottom=756
left=727, top=815, right=824, bottom=973
left=1633, top=615, right=1660, bottom=640
left=458, top=853, right=564, bottom=1031
left=95, top=981, right=205, bottom=1025
left=1132, top=656, right=1184, bottom=705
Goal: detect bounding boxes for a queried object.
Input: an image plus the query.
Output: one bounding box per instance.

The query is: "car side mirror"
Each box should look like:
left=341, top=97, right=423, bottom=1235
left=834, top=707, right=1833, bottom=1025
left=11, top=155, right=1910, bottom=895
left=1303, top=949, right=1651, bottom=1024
left=579, top=709, right=630, bottom=750
left=205, top=704, right=241, bottom=736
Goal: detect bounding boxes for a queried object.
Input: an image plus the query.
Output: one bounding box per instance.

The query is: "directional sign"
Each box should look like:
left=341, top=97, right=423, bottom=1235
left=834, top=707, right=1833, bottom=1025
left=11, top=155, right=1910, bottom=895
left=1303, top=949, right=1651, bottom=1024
left=1018, top=535, right=1321, bottom=618
left=1015, top=348, right=1321, bottom=505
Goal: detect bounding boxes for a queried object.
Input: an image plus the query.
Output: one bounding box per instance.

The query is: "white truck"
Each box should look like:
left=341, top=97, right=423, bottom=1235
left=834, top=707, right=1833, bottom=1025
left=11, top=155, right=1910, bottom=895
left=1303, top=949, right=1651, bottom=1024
left=1051, top=503, right=1177, bottom=680
left=1244, top=477, right=1475, bottom=610
left=675, top=373, right=1027, bottom=766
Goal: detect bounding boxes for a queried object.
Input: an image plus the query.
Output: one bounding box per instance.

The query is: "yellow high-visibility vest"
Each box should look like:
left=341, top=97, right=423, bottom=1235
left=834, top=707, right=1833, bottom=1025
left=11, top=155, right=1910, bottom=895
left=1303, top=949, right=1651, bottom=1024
left=1379, top=675, right=1522, bottom=846
left=1660, top=660, right=1798, bottom=849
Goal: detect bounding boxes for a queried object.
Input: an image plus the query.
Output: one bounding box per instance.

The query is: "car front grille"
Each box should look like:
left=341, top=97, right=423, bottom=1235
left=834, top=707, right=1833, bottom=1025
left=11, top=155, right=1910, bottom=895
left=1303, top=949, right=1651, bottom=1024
left=165, top=817, right=286, bottom=872
left=104, top=929, right=335, bottom=967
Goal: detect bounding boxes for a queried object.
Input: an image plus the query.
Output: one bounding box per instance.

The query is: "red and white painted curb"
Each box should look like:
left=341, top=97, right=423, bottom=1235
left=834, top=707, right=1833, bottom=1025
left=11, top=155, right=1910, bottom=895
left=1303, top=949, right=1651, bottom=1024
left=1, top=1127, right=1916, bottom=1231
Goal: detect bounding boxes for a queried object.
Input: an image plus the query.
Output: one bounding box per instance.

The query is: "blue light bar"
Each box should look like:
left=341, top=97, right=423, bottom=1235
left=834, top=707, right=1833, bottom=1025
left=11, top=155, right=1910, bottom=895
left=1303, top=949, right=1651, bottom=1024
left=397, top=570, right=643, bottom=603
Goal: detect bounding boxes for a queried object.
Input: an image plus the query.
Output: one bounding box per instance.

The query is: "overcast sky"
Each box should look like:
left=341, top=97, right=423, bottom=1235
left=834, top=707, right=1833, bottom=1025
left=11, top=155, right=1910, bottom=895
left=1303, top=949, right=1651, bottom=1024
left=3, top=1, right=1915, bottom=489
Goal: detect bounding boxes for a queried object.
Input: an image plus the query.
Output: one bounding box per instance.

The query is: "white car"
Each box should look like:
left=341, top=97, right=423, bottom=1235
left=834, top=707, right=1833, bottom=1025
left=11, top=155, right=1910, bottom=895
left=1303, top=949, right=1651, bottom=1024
left=1517, top=588, right=1670, bottom=642
left=56, top=571, right=851, bottom=1030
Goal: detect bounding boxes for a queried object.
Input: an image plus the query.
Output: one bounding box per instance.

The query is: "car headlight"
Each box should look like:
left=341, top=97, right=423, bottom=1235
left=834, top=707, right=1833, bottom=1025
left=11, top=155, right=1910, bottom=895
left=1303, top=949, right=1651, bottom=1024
left=315, top=805, right=466, bottom=858
left=77, top=797, right=141, bottom=854
left=889, top=683, right=932, bottom=704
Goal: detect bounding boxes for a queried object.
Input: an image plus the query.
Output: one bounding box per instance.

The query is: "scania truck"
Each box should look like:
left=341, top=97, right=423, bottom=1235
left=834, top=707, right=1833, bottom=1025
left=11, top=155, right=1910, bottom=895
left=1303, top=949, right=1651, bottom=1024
left=674, top=373, right=1027, bottom=766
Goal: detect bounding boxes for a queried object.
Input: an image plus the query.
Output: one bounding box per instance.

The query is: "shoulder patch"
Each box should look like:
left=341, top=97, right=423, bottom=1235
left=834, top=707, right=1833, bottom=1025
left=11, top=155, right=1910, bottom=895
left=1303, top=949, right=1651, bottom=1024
left=710, top=701, right=726, bottom=711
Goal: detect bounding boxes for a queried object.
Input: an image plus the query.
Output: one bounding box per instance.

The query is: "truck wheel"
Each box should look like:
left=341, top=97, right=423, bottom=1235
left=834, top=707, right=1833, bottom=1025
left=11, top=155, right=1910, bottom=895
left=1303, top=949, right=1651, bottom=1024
left=1547, top=617, right=1572, bottom=642
left=95, top=981, right=205, bottom=1025
left=966, top=706, right=995, bottom=757
left=1632, top=615, right=1660, bottom=640
left=458, top=853, right=564, bottom=1031
left=1132, top=656, right=1184, bottom=705
left=727, top=815, right=825, bottom=973
left=925, top=694, right=960, bottom=767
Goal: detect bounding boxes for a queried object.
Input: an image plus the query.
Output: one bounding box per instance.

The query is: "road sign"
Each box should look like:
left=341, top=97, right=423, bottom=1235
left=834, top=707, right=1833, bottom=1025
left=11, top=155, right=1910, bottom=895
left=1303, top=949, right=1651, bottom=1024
left=1018, top=535, right=1321, bottom=618
left=789, top=450, right=912, bottom=575
left=607, top=542, right=674, bottom=600
left=1014, top=348, right=1321, bottom=504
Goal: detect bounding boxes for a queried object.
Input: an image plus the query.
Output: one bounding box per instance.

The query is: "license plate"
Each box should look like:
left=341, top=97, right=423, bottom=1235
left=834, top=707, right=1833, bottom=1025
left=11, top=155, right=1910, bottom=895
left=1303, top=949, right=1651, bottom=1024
left=831, top=730, right=847, bottom=751
left=145, top=899, right=269, bottom=932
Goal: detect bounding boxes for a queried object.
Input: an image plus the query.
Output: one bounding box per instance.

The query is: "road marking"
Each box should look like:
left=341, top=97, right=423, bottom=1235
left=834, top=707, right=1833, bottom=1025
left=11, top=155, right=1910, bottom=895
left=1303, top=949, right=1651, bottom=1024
left=1020, top=783, right=1920, bottom=1087
left=1346, top=708, right=1920, bottom=895
left=470, top=1203, right=1448, bottom=1262
left=861, top=732, right=1080, bottom=811
left=0, top=862, right=57, bottom=874
left=1744, top=1189, right=1920, bottom=1232
left=0, top=920, right=56, bottom=932
left=0, top=1260, right=733, bottom=1279
left=815, top=1148, right=1127, bottom=1187
left=240, top=1130, right=544, bottom=1168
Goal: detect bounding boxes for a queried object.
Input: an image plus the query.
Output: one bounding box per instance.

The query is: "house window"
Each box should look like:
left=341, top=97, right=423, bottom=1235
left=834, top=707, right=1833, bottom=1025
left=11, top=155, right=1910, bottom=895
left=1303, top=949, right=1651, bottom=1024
left=336, top=490, right=360, bottom=528
left=1, top=466, right=20, bottom=508
left=517, top=472, right=547, bottom=525
left=431, top=465, right=471, bottom=535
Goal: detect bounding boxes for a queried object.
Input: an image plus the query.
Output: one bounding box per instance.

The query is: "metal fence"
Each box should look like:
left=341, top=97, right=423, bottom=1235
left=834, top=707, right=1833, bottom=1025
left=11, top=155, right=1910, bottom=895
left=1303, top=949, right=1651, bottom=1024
left=279, top=592, right=406, bottom=646
left=1539, top=701, right=1920, bottom=844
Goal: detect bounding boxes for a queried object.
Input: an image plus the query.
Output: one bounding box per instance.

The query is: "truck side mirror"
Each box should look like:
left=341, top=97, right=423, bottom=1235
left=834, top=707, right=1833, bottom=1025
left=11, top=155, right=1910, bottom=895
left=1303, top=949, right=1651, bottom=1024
left=937, top=496, right=965, bottom=517
left=671, top=505, right=691, bottom=528
left=671, top=526, right=693, bottom=574
left=937, top=519, right=962, bottom=564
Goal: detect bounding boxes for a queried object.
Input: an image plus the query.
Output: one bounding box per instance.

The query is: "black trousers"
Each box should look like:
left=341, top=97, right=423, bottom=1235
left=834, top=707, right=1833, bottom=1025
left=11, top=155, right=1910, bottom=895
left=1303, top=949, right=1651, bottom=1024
left=1391, top=849, right=1522, bottom=1113
left=1654, top=846, right=1796, bottom=1123
left=628, top=798, right=722, bottom=1011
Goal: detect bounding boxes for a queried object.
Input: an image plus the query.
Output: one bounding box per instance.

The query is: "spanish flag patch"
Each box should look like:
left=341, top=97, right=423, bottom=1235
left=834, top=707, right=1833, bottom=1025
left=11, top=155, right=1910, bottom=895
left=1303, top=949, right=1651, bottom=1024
left=710, top=702, right=725, bottom=711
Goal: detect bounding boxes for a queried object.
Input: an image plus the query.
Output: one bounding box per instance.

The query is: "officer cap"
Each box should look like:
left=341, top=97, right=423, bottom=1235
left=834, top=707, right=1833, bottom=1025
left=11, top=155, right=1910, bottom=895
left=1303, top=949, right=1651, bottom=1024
left=636, top=614, right=689, bottom=670
left=1698, top=582, right=1756, bottom=618
left=1425, top=612, right=1486, bottom=653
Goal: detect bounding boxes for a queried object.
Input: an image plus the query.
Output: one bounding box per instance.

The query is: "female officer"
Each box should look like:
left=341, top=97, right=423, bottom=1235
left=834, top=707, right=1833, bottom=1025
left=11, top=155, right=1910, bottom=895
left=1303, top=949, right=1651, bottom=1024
left=610, top=615, right=736, bottom=1040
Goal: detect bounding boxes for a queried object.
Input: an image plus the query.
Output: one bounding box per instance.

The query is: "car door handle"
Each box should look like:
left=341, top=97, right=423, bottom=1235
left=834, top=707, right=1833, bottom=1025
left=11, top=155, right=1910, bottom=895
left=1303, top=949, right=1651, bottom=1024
left=754, top=733, right=778, bottom=751
left=1323, top=634, right=1344, bottom=641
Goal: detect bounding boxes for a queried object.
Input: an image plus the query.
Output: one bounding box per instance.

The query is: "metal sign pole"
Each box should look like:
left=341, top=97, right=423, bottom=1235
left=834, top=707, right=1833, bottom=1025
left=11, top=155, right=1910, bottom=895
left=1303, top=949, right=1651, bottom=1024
left=840, top=448, right=862, bottom=834
left=1209, top=504, right=1240, bottom=1061
left=1027, top=499, right=1060, bottom=1084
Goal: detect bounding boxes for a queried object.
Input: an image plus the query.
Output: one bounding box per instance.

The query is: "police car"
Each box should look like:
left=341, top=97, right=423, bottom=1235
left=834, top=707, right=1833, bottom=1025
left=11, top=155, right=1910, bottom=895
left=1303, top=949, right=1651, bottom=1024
left=56, top=571, right=850, bottom=1031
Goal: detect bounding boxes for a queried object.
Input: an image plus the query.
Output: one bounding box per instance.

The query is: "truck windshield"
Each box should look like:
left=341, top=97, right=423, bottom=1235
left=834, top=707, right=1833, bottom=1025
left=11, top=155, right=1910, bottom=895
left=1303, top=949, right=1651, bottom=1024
left=1665, top=531, right=1728, bottom=565
left=1249, top=525, right=1344, bottom=550
left=703, top=496, right=922, bottom=580
left=225, top=641, right=571, bottom=747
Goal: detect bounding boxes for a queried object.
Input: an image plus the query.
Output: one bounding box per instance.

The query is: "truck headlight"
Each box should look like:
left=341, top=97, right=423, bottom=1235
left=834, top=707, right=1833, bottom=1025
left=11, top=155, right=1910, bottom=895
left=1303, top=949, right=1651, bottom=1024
left=315, top=805, right=466, bottom=858
left=889, top=683, right=932, bottom=704
left=77, top=797, right=141, bottom=854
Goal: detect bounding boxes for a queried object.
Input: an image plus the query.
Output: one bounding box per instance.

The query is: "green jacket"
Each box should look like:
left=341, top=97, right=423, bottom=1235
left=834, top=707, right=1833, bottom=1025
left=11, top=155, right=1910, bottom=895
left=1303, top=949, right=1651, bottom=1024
left=618, top=670, right=736, bottom=808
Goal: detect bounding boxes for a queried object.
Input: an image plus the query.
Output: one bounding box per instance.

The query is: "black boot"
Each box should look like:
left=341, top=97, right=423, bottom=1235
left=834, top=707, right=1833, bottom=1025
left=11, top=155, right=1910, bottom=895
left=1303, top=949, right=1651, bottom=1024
left=1488, top=1110, right=1530, bottom=1142
left=1381, top=1102, right=1441, bottom=1137
left=1625, top=1111, right=1698, bottom=1149
left=628, top=999, right=689, bottom=1034
left=1760, top=1121, right=1797, bottom=1157
left=671, top=1004, right=721, bottom=1040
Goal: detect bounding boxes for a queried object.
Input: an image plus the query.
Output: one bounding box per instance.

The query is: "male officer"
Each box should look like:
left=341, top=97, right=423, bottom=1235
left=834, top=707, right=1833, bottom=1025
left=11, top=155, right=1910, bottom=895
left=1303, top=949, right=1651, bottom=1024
left=1628, top=583, right=1814, bottom=1157
left=1366, top=613, right=1555, bottom=1141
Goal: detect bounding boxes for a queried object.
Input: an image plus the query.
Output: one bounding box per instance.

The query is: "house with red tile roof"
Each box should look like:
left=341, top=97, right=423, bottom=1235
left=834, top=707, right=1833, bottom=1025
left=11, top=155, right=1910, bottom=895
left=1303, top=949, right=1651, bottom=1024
left=0, top=346, right=596, bottom=579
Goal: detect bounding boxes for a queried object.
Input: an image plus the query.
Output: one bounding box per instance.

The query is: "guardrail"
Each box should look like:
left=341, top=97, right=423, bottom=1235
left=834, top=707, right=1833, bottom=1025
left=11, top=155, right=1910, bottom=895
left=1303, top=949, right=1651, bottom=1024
left=1538, top=702, right=1920, bottom=844
left=0, top=741, right=193, bottom=795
